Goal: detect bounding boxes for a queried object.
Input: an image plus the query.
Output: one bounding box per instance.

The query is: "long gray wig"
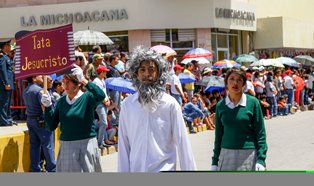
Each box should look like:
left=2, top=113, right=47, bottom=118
left=127, top=46, right=170, bottom=112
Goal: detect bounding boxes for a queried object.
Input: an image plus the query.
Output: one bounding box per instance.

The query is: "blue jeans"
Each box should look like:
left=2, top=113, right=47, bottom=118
left=267, top=96, right=277, bottom=117
left=278, top=106, right=288, bottom=115
left=27, top=118, right=56, bottom=172
left=285, top=89, right=294, bottom=113
left=109, top=90, right=121, bottom=107
left=95, top=105, right=108, bottom=146
left=170, top=93, right=182, bottom=105
left=0, top=89, right=12, bottom=126
left=186, top=89, right=194, bottom=102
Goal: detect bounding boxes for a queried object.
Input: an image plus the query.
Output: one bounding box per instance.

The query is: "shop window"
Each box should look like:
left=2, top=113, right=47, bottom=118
left=166, top=29, right=178, bottom=42
left=217, top=34, right=227, bottom=48
left=211, top=29, right=241, bottom=61
left=151, top=28, right=195, bottom=60
left=229, top=35, right=238, bottom=59
left=104, top=31, right=129, bottom=53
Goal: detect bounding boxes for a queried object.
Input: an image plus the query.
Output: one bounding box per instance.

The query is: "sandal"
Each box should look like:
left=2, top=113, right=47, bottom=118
left=104, top=140, right=115, bottom=145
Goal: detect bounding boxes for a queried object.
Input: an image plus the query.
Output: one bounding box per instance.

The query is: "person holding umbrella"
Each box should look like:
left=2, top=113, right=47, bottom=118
left=183, top=62, right=195, bottom=102
left=211, top=68, right=268, bottom=171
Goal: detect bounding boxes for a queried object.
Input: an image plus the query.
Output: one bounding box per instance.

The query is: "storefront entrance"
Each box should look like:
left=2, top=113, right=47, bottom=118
left=211, top=29, right=241, bottom=62
left=217, top=48, right=229, bottom=61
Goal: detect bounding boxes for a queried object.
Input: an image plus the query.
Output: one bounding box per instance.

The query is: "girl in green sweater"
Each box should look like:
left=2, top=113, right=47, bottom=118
left=211, top=68, right=268, bottom=171
left=41, top=65, right=106, bottom=172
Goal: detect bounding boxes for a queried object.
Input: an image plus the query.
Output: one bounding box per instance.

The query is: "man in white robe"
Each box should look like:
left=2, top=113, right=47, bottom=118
left=117, top=46, right=197, bottom=172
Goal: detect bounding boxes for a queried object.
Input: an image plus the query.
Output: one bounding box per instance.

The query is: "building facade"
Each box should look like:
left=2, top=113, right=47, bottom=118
left=249, top=0, right=314, bottom=59
left=0, top=0, right=256, bottom=62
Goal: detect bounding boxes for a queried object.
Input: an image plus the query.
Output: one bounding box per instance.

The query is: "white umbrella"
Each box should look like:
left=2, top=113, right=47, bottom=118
left=150, top=45, right=177, bottom=56
left=180, top=57, right=210, bottom=65
left=250, top=59, right=284, bottom=68
left=276, top=57, right=300, bottom=67
left=73, top=30, right=114, bottom=45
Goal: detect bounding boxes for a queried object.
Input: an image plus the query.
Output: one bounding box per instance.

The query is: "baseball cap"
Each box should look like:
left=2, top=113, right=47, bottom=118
left=285, top=69, right=294, bottom=75
left=97, top=66, right=110, bottom=73
left=252, top=66, right=258, bottom=70
left=240, top=66, right=248, bottom=71
left=173, top=64, right=184, bottom=71
left=258, top=66, right=265, bottom=71
left=93, top=54, right=104, bottom=60
left=246, top=73, right=252, bottom=77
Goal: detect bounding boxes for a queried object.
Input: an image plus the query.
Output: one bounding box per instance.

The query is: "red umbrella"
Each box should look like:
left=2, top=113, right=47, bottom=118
left=293, top=75, right=305, bottom=91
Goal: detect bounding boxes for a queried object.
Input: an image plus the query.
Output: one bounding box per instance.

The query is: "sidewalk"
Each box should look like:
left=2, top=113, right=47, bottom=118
left=0, top=121, right=28, bottom=136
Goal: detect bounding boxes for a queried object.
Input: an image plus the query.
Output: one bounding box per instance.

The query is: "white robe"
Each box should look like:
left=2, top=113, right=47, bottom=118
left=118, top=92, right=197, bottom=172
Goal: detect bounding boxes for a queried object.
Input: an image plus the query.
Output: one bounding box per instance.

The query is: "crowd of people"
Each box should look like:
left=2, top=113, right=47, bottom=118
left=1, top=38, right=314, bottom=172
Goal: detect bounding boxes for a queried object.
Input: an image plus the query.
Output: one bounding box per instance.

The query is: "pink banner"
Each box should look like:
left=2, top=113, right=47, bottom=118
left=14, top=24, right=75, bottom=80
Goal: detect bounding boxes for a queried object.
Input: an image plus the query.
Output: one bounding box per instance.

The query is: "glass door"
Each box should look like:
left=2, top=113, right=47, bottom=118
left=217, top=48, right=229, bottom=61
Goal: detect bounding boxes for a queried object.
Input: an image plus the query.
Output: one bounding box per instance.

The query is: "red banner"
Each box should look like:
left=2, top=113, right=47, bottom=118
left=14, top=24, right=75, bottom=80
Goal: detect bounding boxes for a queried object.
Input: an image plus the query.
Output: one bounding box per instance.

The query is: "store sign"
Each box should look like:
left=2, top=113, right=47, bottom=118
left=215, top=8, right=255, bottom=21
left=14, top=24, right=75, bottom=80
left=20, top=9, right=128, bottom=27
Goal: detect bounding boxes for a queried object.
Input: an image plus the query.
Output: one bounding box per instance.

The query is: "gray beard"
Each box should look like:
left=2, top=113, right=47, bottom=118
left=134, top=80, right=163, bottom=112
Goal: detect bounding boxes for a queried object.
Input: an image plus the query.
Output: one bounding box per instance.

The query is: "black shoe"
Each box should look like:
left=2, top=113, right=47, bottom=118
left=11, top=121, right=18, bottom=126
left=99, top=143, right=111, bottom=149
left=190, top=131, right=197, bottom=134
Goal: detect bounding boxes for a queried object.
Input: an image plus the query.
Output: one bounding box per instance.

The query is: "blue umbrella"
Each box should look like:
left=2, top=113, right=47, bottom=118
left=50, top=73, right=63, bottom=81
left=178, top=73, right=196, bottom=84
left=204, top=76, right=225, bottom=93
left=105, top=77, right=136, bottom=94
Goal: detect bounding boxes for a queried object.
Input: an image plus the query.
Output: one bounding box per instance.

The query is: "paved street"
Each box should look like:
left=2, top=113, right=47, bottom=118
left=100, top=110, right=314, bottom=172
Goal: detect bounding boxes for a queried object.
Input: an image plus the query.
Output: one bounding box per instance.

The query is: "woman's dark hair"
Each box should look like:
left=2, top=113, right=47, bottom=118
left=212, top=70, right=218, bottom=76
left=92, top=45, right=101, bottom=53
left=224, top=68, right=246, bottom=88
left=52, top=80, right=62, bottom=90
left=109, top=54, right=118, bottom=63
left=107, top=110, right=113, bottom=115
left=260, top=94, right=267, bottom=99
left=63, top=74, right=79, bottom=85
left=185, top=62, right=193, bottom=69
left=274, top=69, right=281, bottom=76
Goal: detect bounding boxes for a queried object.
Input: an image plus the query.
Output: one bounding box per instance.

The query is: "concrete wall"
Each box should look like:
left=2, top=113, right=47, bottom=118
left=282, top=17, right=314, bottom=49
left=0, top=127, right=60, bottom=172
left=128, top=30, right=151, bottom=52
left=0, top=0, right=256, bottom=38
left=254, top=16, right=314, bottom=49
left=249, top=0, right=312, bottom=20
left=249, top=0, right=314, bottom=50
left=254, top=17, right=283, bottom=49
left=0, top=131, right=30, bottom=172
